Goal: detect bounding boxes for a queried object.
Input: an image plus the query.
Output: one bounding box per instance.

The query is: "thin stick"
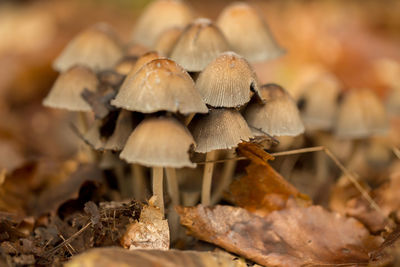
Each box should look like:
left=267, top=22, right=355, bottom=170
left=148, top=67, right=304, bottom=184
left=201, top=151, right=217, bottom=206
left=152, top=167, right=164, bottom=215
left=131, top=164, right=146, bottom=201
left=392, top=146, right=400, bottom=159
left=211, top=149, right=236, bottom=205
left=184, top=113, right=195, bottom=126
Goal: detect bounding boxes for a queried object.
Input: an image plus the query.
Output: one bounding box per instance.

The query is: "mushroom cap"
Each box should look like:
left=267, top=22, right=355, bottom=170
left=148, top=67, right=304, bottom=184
left=154, top=27, right=183, bottom=56
left=114, top=57, right=138, bottom=76
left=300, top=73, right=341, bottom=130
left=217, top=2, right=284, bottom=62
left=196, top=51, right=260, bottom=108
left=386, top=84, right=400, bottom=116
left=132, top=0, right=194, bottom=47
left=129, top=51, right=163, bottom=75
left=53, top=23, right=123, bottom=72
left=111, top=58, right=208, bottom=114
left=125, top=43, right=150, bottom=57
left=170, top=18, right=230, bottom=72
left=104, top=110, right=137, bottom=151
left=43, top=66, right=98, bottom=111
left=120, top=117, right=196, bottom=168
left=189, top=108, right=253, bottom=153
left=335, top=89, right=389, bottom=139
left=244, top=84, right=305, bottom=137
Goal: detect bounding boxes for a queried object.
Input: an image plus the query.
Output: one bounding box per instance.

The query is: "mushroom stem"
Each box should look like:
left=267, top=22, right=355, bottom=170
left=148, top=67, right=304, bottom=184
left=115, top=162, right=128, bottom=197
left=131, top=164, right=146, bottom=201
left=201, top=150, right=217, bottom=206
left=152, top=167, right=164, bottom=214
left=211, top=148, right=236, bottom=205
left=78, top=112, right=89, bottom=132
left=165, top=167, right=180, bottom=241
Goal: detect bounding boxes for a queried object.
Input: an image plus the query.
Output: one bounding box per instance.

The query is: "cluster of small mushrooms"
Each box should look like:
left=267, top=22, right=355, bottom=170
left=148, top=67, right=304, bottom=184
left=42, top=0, right=396, bottom=226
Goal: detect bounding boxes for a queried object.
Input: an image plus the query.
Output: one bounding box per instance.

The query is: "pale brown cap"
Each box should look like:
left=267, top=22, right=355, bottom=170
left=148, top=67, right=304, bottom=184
left=111, top=59, right=208, bottom=114
left=170, top=18, right=230, bottom=72
left=128, top=51, right=163, bottom=75
left=43, top=66, right=98, bottom=111
left=217, top=2, right=284, bottom=62
left=53, top=23, right=123, bottom=72
left=244, top=84, right=305, bottom=137
left=300, top=73, right=341, bottom=130
left=189, top=108, right=253, bottom=153
left=120, top=117, right=196, bottom=168
left=125, top=43, right=150, bottom=57
left=196, top=51, right=260, bottom=108
left=335, top=89, right=388, bottom=138
left=154, top=27, right=183, bottom=56
left=114, top=57, right=138, bottom=76
left=132, top=0, right=194, bottom=47
left=104, top=110, right=137, bottom=151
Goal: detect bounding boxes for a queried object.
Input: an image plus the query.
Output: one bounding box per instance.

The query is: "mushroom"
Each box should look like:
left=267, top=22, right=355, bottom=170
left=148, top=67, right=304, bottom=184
left=154, top=27, right=183, bottom=56
left=111, top=58, right=208, bottom=114
left=299, top=73, right=341, bottom=131
left=335, top=89, right=388, bottom=139
left=196, top=51, right=260, bottom=108
left=244, top=84, right=305, bottom=137
left=53, top=23, right=123, bottom=72
left=216, top=2, right=284, bottom=62
left=120, top=117, right=196, bottom=214
left=128, top=51, right=163, bottom=76
left=114, top=57, right=138, bottom=76
left=189, top=108, right=253, bottom=205
left=170, top=18, right=230, bottom=72
left=132, top=0, right=194, bottom=47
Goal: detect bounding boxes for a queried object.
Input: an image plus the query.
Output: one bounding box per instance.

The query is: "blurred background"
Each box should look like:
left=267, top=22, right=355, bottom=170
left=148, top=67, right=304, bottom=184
left=1, top=0, right=400, bottom=172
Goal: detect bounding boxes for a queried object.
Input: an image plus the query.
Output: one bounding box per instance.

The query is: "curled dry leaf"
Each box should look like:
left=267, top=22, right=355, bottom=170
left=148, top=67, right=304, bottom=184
left=369, top=225, right=400, bottom=266
left=121, top=201, right=169, bottom=250
left=177, top=203, right=383, bottom=267
left=65, top=247, right=248, bottom=267
left=227, top=142, right=310, bottom=216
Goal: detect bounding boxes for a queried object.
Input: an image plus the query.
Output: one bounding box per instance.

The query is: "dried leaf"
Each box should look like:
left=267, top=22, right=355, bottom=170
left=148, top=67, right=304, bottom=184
left=236, top=142, right=274, bottom=166
left=120, top=202, right=169, bottom=250
left=65, top=247, right=248, bottom=267
left=178, top=203, right=383, bottom=267
left=369, top=225, right=400, bottom=266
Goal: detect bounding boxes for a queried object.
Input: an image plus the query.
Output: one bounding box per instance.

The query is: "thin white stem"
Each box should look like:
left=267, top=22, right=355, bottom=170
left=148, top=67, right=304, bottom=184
left=165, top=167, right=180, bottom=242
left=211, top=149, right=236, bottom=205
left=152, top=167, right=164, bottom=215
left=201, top=150, right=217, bottom=206
left=131, top=164, right=146, bottom=201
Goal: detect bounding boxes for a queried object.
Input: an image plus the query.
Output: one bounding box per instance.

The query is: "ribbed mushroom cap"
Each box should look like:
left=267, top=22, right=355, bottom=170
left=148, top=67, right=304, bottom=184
left=170, top=18, right=230, bottom=72
left=43, top=66, right=98, bottom=111
left=300, top=73, right=341, bottom=130
left=216, top=2, right=284, bottom=62
left=189, top=108, right=253, bottom=153
left=104, top=110, right=137, bottom=151
left=111, top=58, right=208, bottom=114
left=120, top=117, right=196, bottom=168
left=114, top=57, right=138, bottom=76
left=154, top=27, right=183, bottom=56
left=53, top=23, right=123, bottom=72
left=335, top=89, right=389, bottom=139
left=386, top=84, right=400, bottom=116
left=244, top=84, right=305, bottom=137
left=132, top=0, right=194, bottom=47
left=196, top=51, right=260, bottom=108
left=129, top=51, right=163, bottom=75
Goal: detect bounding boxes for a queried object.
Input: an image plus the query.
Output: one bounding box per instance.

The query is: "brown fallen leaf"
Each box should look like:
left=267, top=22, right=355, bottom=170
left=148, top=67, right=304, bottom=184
left=177, top=202, right=383, bottom=267
left=227, top=142, right=309, bottom=215
left=369, top=225, right=400, bottom=266
left=120, top=198, right=169, bottom=250
left=65, top=247, right=249, bottom=267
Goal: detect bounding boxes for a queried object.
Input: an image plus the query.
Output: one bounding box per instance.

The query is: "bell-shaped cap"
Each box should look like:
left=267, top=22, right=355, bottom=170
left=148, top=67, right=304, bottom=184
left=196, top=52, right=260, bottom=108
left=170, top=18, right=230, bottom=72
left=53, top=23, right=123, bottom=72
left=154, top=27, right=183, bottom=56
left=132, top=0, right=194, bottom=47
left=104, top=110, right=138, bottom=151
left=217, top=2, right=284, bottom=62
left=189, top=108, right=253, bottom=153
left=111, top=58, right=208, bottom=114
left=335, top=89, right=389, bottom=139
left=125, top=43, right=150, bottom=57
left=244, top=84, right=305, bottom=137
left=129, top=51, right=163, bottom=75
left=114, top=57, right=138, bottom=76
left=120, top=117, right=196, bottom=168
left=43, top=66, right=98, bottom=111
left=300, top=73, right=341, bottom=130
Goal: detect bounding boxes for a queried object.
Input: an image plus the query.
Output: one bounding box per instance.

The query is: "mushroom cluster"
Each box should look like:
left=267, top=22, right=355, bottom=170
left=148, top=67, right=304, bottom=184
left=43, top=0, right=305, bottom=218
